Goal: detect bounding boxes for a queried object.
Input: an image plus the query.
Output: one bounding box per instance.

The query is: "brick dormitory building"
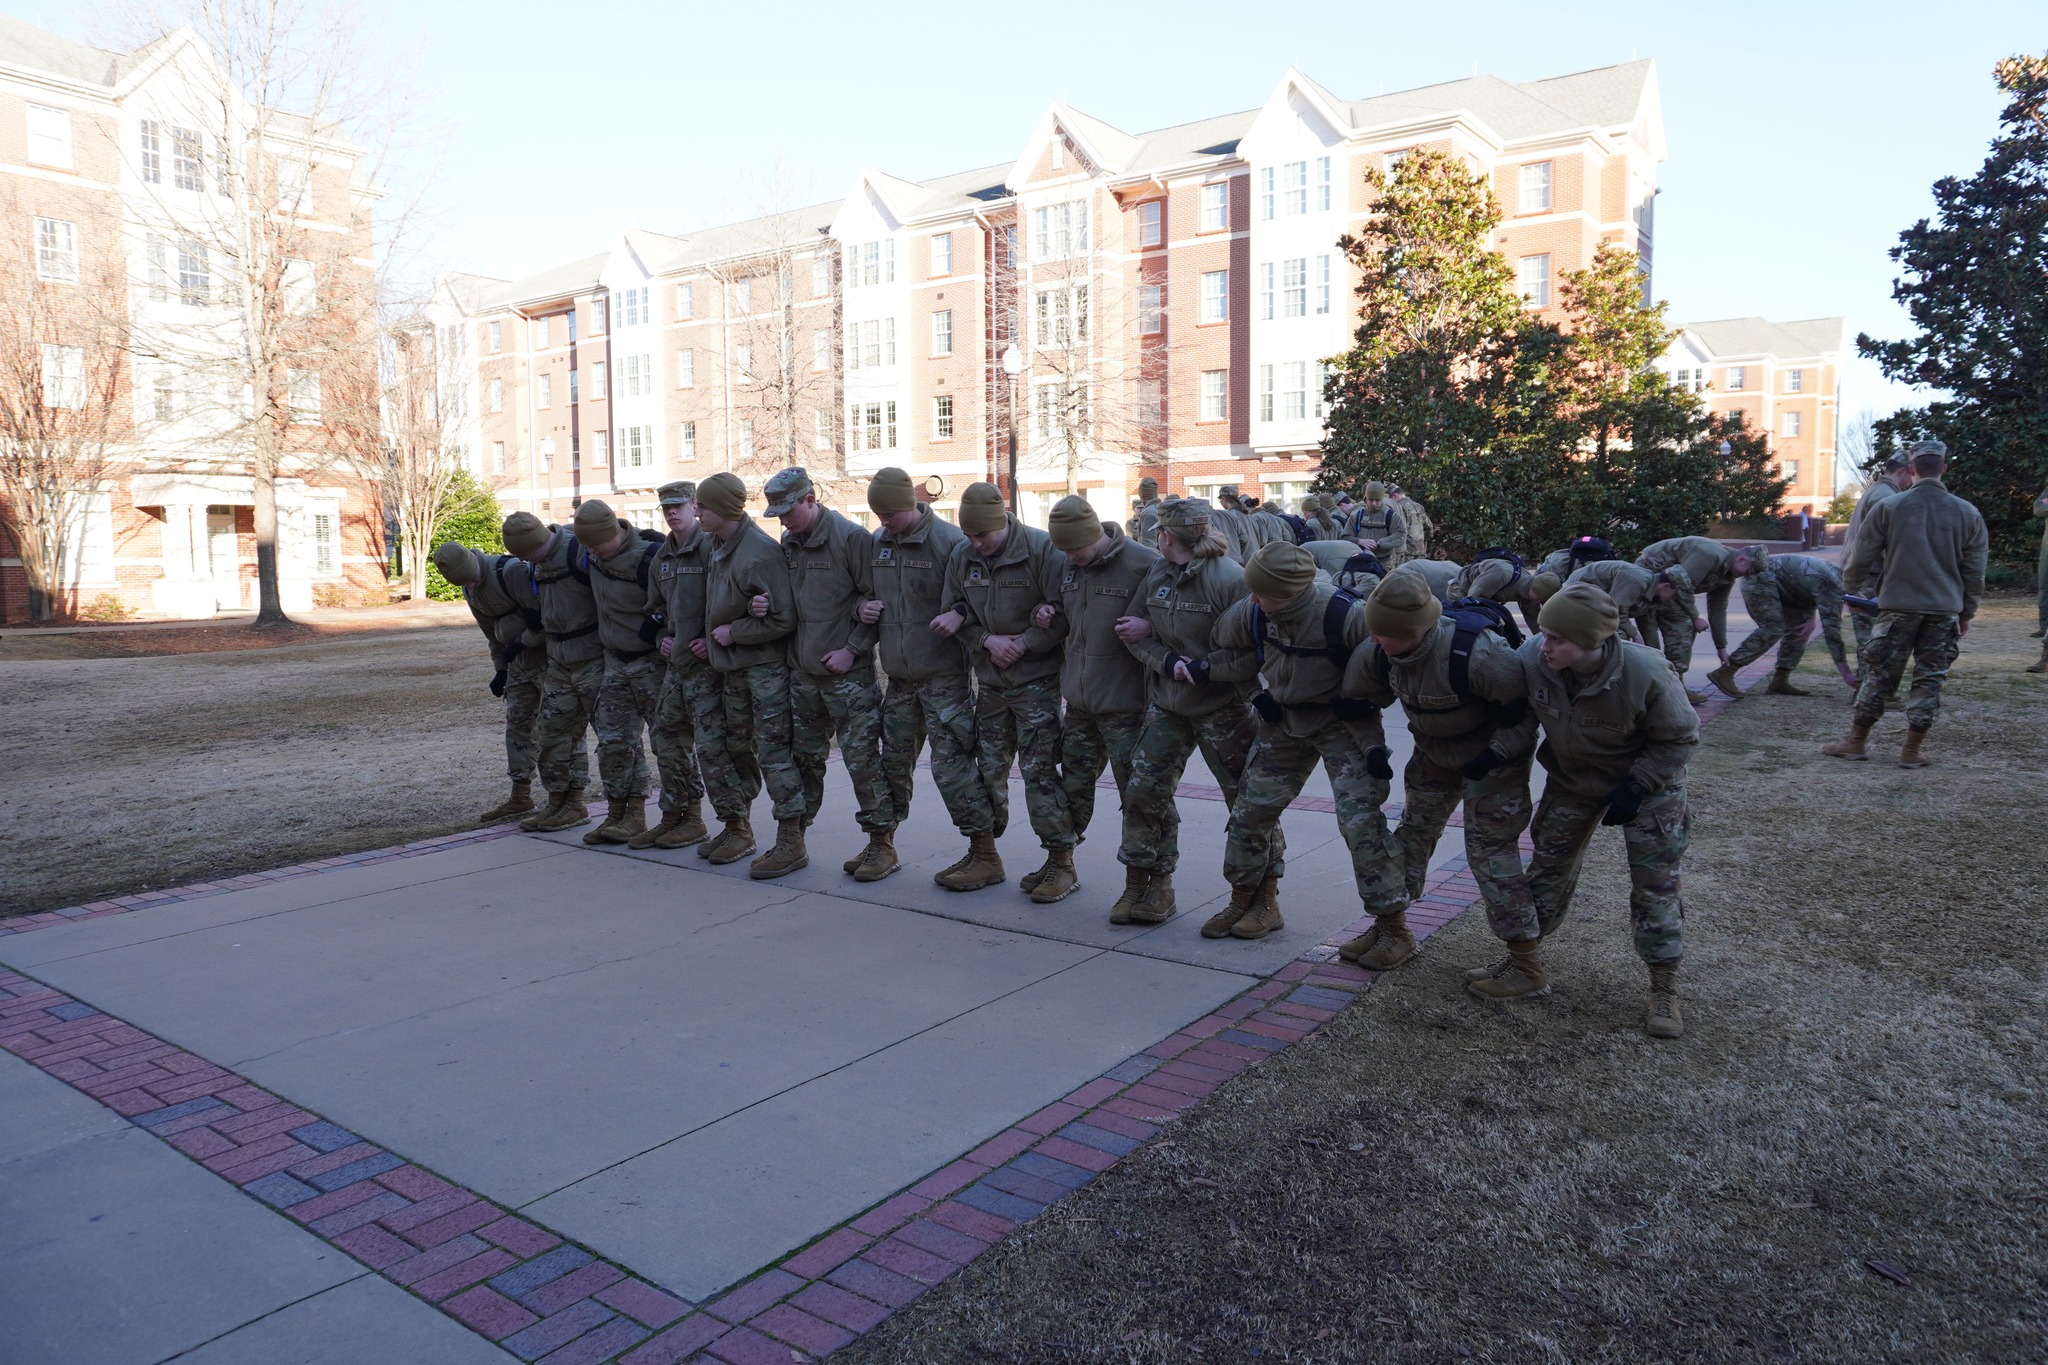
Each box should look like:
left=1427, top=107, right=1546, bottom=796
left=0, top=15, right=385, bottom=621
left=435, top=59, right=1676, bottom=531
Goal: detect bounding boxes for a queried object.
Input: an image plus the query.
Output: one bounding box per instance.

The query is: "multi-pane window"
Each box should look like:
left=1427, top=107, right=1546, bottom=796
left=1783, top=459, right=1800, bottom=480
left=1316, top=156, right=1332, bottom=211
left=853, top=239, right=895, bottom=287
left=1516, top=254, right=1551, bottom=308
left=35, top=218, right=78, bottom=283
left=1139, top=284, right=1163, bottom=336
left=1259, top=166, right=1275, bottom=221
left=738, top=417, right=756, bottom=461
left=569, top=370, right=579, bottom=404
left=932, top=309, right=953, bottom=356
left=1138, top=379, right=1163, bottom=429
left=1032, top=201, right=1087, bottom=259
left=813, top=330, right=830, bottom=371
left=591, top=431, right=609, bottom=465
left=277, top=157, right=310, bottom=211
left=1783, top=412, right=1803, bottom=438
left=1314, top=361, right=1332, bottom=420
left=140, top=120, right=161, bottom=182
left=679, top=421, right=696, bottom=457
left=532, top=316, right=550, bottom=348
left=1519, top=162, right=1553, bottom=213
left=621, top=426, right=650, bottom=468
left=812, top=257, right=831, bottom=295
left=1201, top=181, right=1228, bottom=231
left=1137, top=200, right=1162, bottom=247
left=1034, top=287, right=1088, bottom=347
left=175, top=238, right=210, bottom=305
left=849, top=401, right=899, bottom=452
left=1727, top=366, right=1746, bottom=389
left=40, top=345, right=84, bottom=409
left=847, top=318, right=895, bottom=369
left=488, top=321, right=502, bottom=353
left=616, top=286, right=648, bottom=326
left=734, top=278, right=752, bottom=314
left=1200, top=270, right=1228, bottom=323
left=282, top=259, right=315, bottom=314
left=287, top=369, right=321, bottom=423
left=629, top=354, right=655, bottom=396
left=172, top=127, right=204, bottom=191
left=1283, top=362, right=1308, bottom=420
left=931, top=232, right=952, bottom=276
left=934, top=394, right=954, bottom=439
left=676, top=282, right=694, bottom=319
left=312, top=513, right=338, bottom=576
left=590, top=361, right=607, bottom=398
left=1283, top=160, right=1308, bottom=215
left=1315, top=255, right=1331, bottom=314
left=1260, top=263, right=1274, bottom=321
left=537, top=374, right=552, bottom=408
left=1258, top=364, right=1274, bottom=422
left=734, top=343, right=752, bottom=378
left=492, top=440, right=506, bottom=474
left=149, top=364, right=178, bottom=421
left=815, top=409, right=833, bottom=449
left=1033, top=383, right=1089, bottom=440
left=489, top=379, right=503, bottom=412
left=591, top=298, right=607, bottom=333
left=27, top=104, right=72, bottom=168
left=1199, top=370, right=1227, bottom=421
left=676, top=350, right=695, bottom=387
left=1282, top=258, right=1307, bottom=318
left=1786, top=369, right=1804, bottom=393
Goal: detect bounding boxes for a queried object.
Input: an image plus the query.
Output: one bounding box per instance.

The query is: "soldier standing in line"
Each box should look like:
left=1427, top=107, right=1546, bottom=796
left=763, top=468, right=897, bottom=882
left=933, top=483, right=1076, bottom=903
left=2028, top=483, right=2048, bottom=672
left=1344, top=482, right=1407, bottom=567
left=637, top=482, right=731, bottom=853
left=1825, top=440, right=1988, bottom=767
left=1126, top=477, right=1163, bottom=538
left=1038, top=497, right=1161, bottom=895
left=434, top=540, right=549, bottom=824
left=1566, top=559, right=1688, bottom=647
left=859, top=468, right=1004, bottom=891
left=1389, top=484, right=1433, bottom=561
left=1449, top=554, right=1554, bottom=634
left=501, top=510, right=603, bottom=834
left=1843, top=455, right=1914, bottom=673
left=1519, top=581, right=1700, bottom=1039
left=571, top=501, right=665, bottom=847
left=1633, top=536, right=1767, bottom=704
left=1709, top=553, right=1857, bottom=698
left=1341, top=571, right=1544, bottom=991
left=1211, top=484, right=1258, bottom=563
left=1113, top=499, right=1259, bottom=927
left=694, top=471, right=807, bottom=878
left=1198, top=542, right=1408, bottom=945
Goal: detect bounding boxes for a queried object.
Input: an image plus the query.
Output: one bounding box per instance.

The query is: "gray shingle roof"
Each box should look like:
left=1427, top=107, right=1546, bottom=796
left=484, top=254, right=607, bottom=310
left=1675, top=316, right=1847, bottom=361
left=0, top=14, right=138, bottom=87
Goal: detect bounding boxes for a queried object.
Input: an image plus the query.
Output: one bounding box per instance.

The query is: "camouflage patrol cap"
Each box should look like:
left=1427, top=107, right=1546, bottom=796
left=658, top=480, right=697, bottom=507
left=1156, top=497, right=1211, bottom=529
left=502, top=511, right=549, bottom=556
left=762, top=467, right=814, bottom=516
left=1741, top=545, right=1770, bottom=574
left=1658, top=564, right=1694, bottom=596
left=1217, top=483, right=1241, bottom=499
left=432, top=541, right=479, bottom=586
left=1905, top=438, right=1947, bottom=459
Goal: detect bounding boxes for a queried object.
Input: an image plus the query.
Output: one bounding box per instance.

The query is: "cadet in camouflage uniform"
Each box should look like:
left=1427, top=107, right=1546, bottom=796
left=1389, top=485, right=1433, bottom=560
left=1211, top=485, right=1258, bottom=564
left=1449, top=554, right=1554, bottom=635
left=936, top=483, right=1076, bottom=902
left=1114, top=499, right=1259, bottom=926
left=2028, top=484, right=2048, bottom=672
left=1342, top=570, right=1543, bottom=990
left=861, top=468, right=1002, bottom=891
left=1826, top=441, right=1988, bottom=767
left=434, top=540, right=550, bottom=823
left=1344, top=482, right=1407, bottom=567
left=1041, top=497, right=1161, bottom=905
left=575, top=501, right=664, bottom=846
left=1633, top=536, right=1766, bottom=703
left=502, top=511, right=603, bottom=834
left=638, top=481, right=727, bottom=852
left=1519, top=581, right=1700, bottom=1039
left=1566, top=559, right=1686, bottom=646
left=1712, top=553, right=1856, bottom=698
left=764, top=467, right=897, bottom=881
left=695, top=471, right=808, bottom=877
left=1199, top=542, right=1408, bottom=943
left=1844, top=456, right=1912, bottom=672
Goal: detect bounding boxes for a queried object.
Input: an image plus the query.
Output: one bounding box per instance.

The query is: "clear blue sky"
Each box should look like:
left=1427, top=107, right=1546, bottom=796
left=15, top=0, right=2039, bottom=421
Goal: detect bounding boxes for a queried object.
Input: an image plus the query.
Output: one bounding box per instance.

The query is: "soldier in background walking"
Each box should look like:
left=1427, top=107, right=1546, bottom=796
left=435, top=539, right=549, bottom=824
left=1844, top=455, right=1913, bottom=674
left=1388, top=484, right=1433, bottom=561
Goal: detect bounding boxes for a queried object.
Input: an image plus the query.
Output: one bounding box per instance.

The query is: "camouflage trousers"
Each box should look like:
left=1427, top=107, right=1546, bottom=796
left=1378, top=545, right=1409, bottom=570
left=718, top=661, right=805, bottom=822
left=1061, top=707, right=1146, bottom=845
left=535, top=656, right=602, bottom=796
left=591, top=652, right=659, bottom=801
left=1526, top=782, right=1687, bottom=965
left=651, top=657, right=707, bottom=814
left=1643, top=600, right=1697, bottom=679
left=1728, top=599, right=1846, bottom=675
left=882, top=673, right=995, bottom=837
left=792, top=664, right=894, bottom=834
left=502, top=651, right=547, bottom=783
left=975, top=676, right=1073, bottom=849
left=1222, top=717, right=1407, bottom=918
left=1118, top=702, right=1260, bottom=874
left=1396, top=748, right=1539, bottom=942
left=1853, top=611, right=1961, bottom=732
left=2037, top=540, right=2048, bottom=633
left=684, top=663, right=762, bottom=823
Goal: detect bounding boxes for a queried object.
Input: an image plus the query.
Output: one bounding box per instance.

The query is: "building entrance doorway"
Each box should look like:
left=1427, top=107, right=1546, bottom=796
left=206, top=506, right=241, bottom=611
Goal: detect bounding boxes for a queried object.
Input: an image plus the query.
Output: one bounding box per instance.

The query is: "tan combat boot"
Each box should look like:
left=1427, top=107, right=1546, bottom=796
left=1201, top=884, right=1257, bottom=939
left=1352, top=911, right=1417, bottom=969
left=1461, top=953, right=1513, bottom=983
left=851, top=829, right=901, bottom=883
left=1028, top=847, right=1080, bottom=904
left=1822, top=722, right=1872, bottom=760
left=1230, top=876, right=1284, bottom=940
left=1646, top=963, right=1683, bottom=1039
left=1108, top=866, right=1151, bottom=925
left=530, top=788, right=590, bottom=833
left=2026, top=641, right=2047, bottom=673
left=1705, top=664, right=1745, bottom=698
left=1898, top=729, right=1930, bottom=768
left=585, top=799, right=646, bottom=846
left=934, top=834, right=1005, bottom=892
left=1766, top=672, right=1811, bottom=696
left=750, top=820, right=809, bottom=880
left=1684, top=687, right=1712, bottom=706
left=652, top=801, right=710, bottom=850
left=702, top=817, right=755, bottom=865
left=520, top=788, right=568, bottom=832
left=1467, top=939, right=1549, bottom=1000
left=1130, top=871, right=1176, bottom=926
left=630, top=809, right=681, bottom=849
left=479, top=780, right=535, bottom=824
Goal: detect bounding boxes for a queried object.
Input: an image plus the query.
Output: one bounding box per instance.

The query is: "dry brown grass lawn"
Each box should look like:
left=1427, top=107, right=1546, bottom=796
left=843, top=599, right=2048, bottom=1364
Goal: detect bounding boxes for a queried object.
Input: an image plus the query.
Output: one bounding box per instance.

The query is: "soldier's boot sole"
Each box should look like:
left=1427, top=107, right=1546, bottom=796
left=478, top=784, right=536, bottom=824
left=530, top=799, right=591, bottom=834
left=654, top=811, right=711, bottom=850
left=851, top=833, right=901, bottom=883
left=1128, top=873, right=1176, bottom=926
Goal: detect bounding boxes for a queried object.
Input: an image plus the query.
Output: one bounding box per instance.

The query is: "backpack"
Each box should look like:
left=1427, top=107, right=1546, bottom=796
left=1281, top=512, right=1315, bottom=544
left=1472, top=546, right=1524, bottom=574
left=1568, top=535, right=1614, bottom=567
left=1250, top=587, right=1362, bottom=669
left=1375, top=595, right=1525, bottom=718
left=1340, top=550, right=1386, bottom=581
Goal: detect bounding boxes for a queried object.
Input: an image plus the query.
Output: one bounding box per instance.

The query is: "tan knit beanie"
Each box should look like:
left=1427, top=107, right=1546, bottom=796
left=1539, top=581, right=1620, bottom=649
left=1047, top=495, right=1104, bottom=550
left=432, top=541, right=479, bottom=585
left=501, top=511, right=548, bottom=556
left=1365, top=569, right=1443, bottom=638
left=1528, top=571, right=1563, bottom=603
left=1364, top=481, right=1386, bottom=500
left=572, top=499, right=621, bottom=549
left=1242, top=541, right=1317, bottom=600
left=958, top=482, right=1007, bottom=534
left=867, top=467, right=916, bottom=514
left=695, top=472, right=747, bottom=520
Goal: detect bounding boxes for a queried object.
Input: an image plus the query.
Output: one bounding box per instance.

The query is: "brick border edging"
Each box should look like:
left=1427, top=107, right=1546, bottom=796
left=0, top=656, right=1776, bottom=1363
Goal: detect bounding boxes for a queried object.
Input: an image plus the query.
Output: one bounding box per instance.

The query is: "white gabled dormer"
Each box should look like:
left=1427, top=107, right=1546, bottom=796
left=599, top=232, right=663, bottom=486
left=830, top=171, right=914, bottom=473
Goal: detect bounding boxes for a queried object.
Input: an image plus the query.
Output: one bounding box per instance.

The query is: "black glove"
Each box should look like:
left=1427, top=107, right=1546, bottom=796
left=502, top=640, right=524, bottom=663
left=1171, top=654, right=1212, bottom=685
left=1250, top=691, right=1283, bottom=724
left=1601, top=778, right=1647, bottom=827
left=1461, top=748, right=1503, bottom=781
left=1365, top=746, right=1394, bottom=780
left=489, top=669, right=507, bottom=698
left=520, top=607, right=542, bottom=629
left=637, top=616, right=660, bottom=644
left=1490, top=696, right=1528, bottom=726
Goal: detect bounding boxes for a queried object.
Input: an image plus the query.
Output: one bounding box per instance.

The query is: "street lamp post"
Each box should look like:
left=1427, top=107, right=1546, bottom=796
left=1001, top=344, right=1024, bottom=516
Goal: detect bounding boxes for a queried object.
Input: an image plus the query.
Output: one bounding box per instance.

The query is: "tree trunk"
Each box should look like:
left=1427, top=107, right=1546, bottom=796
left=253, top=462, right=288, bottom=625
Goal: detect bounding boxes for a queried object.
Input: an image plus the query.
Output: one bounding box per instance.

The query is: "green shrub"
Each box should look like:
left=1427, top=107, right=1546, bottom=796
left=424, top=471, right=504, bottom=601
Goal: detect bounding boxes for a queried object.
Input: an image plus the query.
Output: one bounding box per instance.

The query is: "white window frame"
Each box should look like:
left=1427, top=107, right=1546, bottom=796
left=491, top=440, right=506, bottom=474
left=171, top=126, right=204, bottom=192
left=1727, top=366, right=1746, bottom=390
left=531, top=316, right=549, bottom=348
left=933, top=394, right=954, bottom=440
left=488, top=321, right=502, bottom=353
left=276, top=156, right=310, bottom=213
left=1786, top=369, right=1804, bottom=393
left=932, top=308, right=953, bottom=357
left=622, top=426, right=650, bottom=468
left=734, top=343, right=752, bottom=379
left=1199, top=369, right=1226, bottom=422
left=734, top=278, right=752, bottom=314
left=815, top=409, right=833, bottom=450
left=1316, top=155, right=1332, bottom=211
left=35, top=217, right=79, bottom=283
left=811, top=257, right=831, bottom=295
left=1033, top=287, right=1088, bottom=347
left=537, top=373, right=552, bottom=409
left=1519, top=161, right=1553, bottom=214
left=677, top=349, right=695, bottom=388
left=1138, top=284, right=1163, bottom=336
left=489, top=378, right=504, bottom=413
left=813, top=329, right=830, bottom=372
left=738, top=417, right=756, bottom=461
left=1031, top=201, right=1088, bottom=261
left=1284, top=160, right=1308, bottom=215
left=1783, top=412, right=1803, bottom=438
left=1315, top=255, right=1331, bottom=315
left=1282, top=258, right=1307, bottom=318
left=931, top=232, right=952, bottom=276
left=1137, top=200, right=1162, bottom=247
left=1200, top=270, right=1228, bottom=323
left=590, top=361, right=607, bottom=398
left=140, top=120, right=161, bottom=183
left=1259, top=166, right=1275, bottom=221
left=675, top=282, right=694, bottom=319
left=287, top=369, right=321, bottom=424
left=1283, top=361, right=1308, bottom=420
left=1258, top=363, right=1274, bottom=422
left=590, top=431, right=608, bottom=466
left=1200, top=181, right=1228, bottom=232
left=281, top=258, right=315, bottom=314
left=1517, top=254, right=1552, bottom=308
left=679, top=421, right=696, bottom=457
left=41, top=344, right=85, bottom=409
left=1259, top=262, right=1274, bottom=321
left=27, top=104, right=73, bottom=169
